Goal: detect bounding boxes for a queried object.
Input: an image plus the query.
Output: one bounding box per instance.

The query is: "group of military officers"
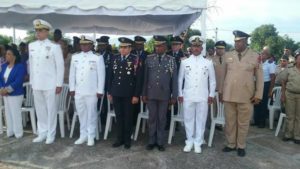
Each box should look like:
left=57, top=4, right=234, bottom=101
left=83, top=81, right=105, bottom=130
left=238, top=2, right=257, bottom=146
left=28, top=18, right=265, bottom=157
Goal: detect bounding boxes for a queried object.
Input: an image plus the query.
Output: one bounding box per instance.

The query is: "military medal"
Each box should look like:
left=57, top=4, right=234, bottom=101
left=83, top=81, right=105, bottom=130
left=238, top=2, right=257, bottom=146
left=127, top=62, right=132, bottom=67
left=127, top=71, right=131, bottom=75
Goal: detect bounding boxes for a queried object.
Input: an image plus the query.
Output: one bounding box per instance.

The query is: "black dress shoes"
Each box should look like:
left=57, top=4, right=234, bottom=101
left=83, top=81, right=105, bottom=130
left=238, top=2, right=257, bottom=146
left=157, top=145, right=165, bottom=151
left=146, top=144, right=156, bottom=151
left=112, top=142, right=124, bottom=148
left=237, top=148, right=246, bottom=157
left=222, top=146, right=236, bottom=152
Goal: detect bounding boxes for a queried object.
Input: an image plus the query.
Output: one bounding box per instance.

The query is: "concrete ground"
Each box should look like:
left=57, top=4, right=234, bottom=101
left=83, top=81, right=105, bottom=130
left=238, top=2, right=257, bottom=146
left=0, top=123, right=300, bottom=169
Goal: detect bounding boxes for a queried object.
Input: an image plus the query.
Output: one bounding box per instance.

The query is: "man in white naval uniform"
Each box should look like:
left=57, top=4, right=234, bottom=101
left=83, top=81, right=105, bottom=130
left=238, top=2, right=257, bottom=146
left=69, top=36, right=105, bottom=146
left=178, top=36, right=216, bottom=153
left=29, top=19, right=64, bottom=144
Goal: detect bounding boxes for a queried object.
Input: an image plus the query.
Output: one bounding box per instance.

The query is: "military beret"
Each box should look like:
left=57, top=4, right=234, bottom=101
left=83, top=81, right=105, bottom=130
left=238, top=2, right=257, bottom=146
left=79, top=35, right=94, bottom=44
left=170, top=36, right=184, bottom=44
left=233, top=30, right=250, bottom=41
left=280, top=55, right=289, bottom=61
left=33, top=19, right=52, bottom=30
left=189, top=35, right=204, bottom=46
left=215, top=40, right=226, bottom=49
left=118, top=37, right=133, bottom=47
left=153, top=35, right=167, bottom=45
left=134, top=36, right=146, bottom=44
left=96, top=36, right=110, bottom=44
left=294, top=48, right=300, bottom=57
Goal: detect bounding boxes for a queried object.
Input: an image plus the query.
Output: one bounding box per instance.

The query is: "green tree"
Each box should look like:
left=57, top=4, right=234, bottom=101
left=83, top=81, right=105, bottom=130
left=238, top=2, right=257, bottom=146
left=206, top=39, right=215, bottom=50
left=250, top=24, right=279, bottom=52
left=0, top=34, right=12, bottom=45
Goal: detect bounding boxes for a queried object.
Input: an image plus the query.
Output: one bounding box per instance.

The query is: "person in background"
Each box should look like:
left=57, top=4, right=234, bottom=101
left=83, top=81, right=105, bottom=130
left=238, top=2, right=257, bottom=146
left=280, top=49, right=300, bottom=145
left=254, top=46, right=275, bottom=128
left=283, top=47, right=295, bottom=64
left=275, top=55, right=289, bottom=86
left=0, top=47, right=26, bottom=138
left=53, top=29, right=63, bottom=43
left=58, top=40, right=72, bottom=84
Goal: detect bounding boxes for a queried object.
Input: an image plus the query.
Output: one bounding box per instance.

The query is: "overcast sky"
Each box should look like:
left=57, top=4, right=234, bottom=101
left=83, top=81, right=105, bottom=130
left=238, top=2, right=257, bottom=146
left=1, top=0, right=299, bottom=45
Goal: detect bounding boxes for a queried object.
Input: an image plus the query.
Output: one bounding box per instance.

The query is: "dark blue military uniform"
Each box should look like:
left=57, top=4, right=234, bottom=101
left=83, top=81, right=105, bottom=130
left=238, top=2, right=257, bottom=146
left=107, top=38, right=143, bottom=148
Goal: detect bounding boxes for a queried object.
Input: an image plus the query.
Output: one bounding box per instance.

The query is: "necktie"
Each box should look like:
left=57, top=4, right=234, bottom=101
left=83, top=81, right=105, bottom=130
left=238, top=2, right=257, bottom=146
left=121, top=56, right=125, bottom=61
left=238, top=53, right=242, bottom=61
left=158, top=55, right=162, bottom=63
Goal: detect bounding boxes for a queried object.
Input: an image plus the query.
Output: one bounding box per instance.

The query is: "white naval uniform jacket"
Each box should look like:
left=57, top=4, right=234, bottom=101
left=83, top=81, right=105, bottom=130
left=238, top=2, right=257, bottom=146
left=29, top=39, right=64, bottom=90
left=178, top=54, right=216, bottom=102
left=69, top=51, right=105, bottom=96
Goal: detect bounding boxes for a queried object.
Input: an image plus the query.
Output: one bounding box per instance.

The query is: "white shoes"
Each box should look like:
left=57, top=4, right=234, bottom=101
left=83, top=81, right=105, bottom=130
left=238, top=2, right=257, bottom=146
left=33, top=135, right=47, bottom=143
left=183, top=144, right=194, bottom=152
left=87, top=138, right=95, bottom=146
left=74, top=137, right=88, bottom=145
left=194, top=146, right=202, bottom=154
left=45, top=137, right=55, bottom=144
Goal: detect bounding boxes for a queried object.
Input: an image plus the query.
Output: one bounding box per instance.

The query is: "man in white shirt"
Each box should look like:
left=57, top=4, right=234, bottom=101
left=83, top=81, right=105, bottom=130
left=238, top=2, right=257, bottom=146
left=254, top=46, right=276, bottom=128
left=29, top=19, right=64, bottom=144
left=178, top=36, right=216, bottom=153
left=69, top=36, right=105, bottom=146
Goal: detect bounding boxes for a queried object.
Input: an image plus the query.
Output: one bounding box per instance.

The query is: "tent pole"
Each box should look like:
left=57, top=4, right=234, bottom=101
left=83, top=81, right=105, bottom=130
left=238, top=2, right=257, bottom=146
left=201, top=8, right=207, bottom=55
left=12, top=26, right=16, bottom=43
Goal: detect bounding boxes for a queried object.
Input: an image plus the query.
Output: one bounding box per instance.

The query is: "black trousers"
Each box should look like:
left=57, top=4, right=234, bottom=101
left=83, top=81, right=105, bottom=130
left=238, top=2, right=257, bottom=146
left=113, top=96, right=133, bottom=145
left=254, top=81, right=270, bottom=126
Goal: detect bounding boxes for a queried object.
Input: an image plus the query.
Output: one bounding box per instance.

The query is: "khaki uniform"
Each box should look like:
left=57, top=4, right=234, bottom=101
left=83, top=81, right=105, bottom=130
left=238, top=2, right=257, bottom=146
left=281, top=67, right=300, bottom=140
left=219, top=47, right=263, bottom=148
left=207, top=54, right=223, bottom=91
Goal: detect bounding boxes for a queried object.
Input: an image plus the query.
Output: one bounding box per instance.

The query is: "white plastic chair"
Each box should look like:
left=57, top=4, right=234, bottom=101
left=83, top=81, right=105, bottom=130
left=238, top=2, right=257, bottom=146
left=268, top=86, right=282, bottom=129
left=56, top=84, right=71, bottom=138
left=69, top=97, right=102, bottom=140
left=103, top=96, right=116, bottom=140
left=168, top=103, right=183, bottom=144
left=134, top=99, right=148, bottom=141
left=275, top=112, right=286, bottom=136
left=208, top=93, right=225, bottom=147
left=21, top=82, right=37, bottom=134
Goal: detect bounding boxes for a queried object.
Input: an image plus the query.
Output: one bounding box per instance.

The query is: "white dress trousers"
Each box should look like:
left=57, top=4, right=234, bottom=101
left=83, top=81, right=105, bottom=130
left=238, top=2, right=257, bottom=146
left=3, top=95, right=24, bottom=138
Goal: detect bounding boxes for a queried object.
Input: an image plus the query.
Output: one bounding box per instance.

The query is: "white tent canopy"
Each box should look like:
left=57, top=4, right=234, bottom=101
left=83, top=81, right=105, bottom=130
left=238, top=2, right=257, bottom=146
left=0, top=0, right=207, bottom=35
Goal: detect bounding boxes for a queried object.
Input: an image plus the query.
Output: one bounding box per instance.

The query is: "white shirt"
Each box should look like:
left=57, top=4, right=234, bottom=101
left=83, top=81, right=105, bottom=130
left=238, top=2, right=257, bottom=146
left=29, top=39, right=64, bottom=90
left=69, top=51, right=105, bottom=96
left=4, top=66, right=12, bottom=83
left=178, top=54, right=216, bottom=102
left=262, top=60, right=276, bottom=82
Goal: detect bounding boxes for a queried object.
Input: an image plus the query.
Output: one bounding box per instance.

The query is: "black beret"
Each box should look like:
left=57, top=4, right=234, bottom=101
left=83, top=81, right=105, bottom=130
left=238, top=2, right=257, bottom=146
left=280, top=55, right=289, bottom=61
left=294, top=48, right=300, bottom=57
